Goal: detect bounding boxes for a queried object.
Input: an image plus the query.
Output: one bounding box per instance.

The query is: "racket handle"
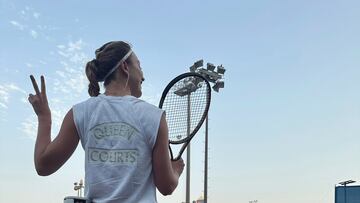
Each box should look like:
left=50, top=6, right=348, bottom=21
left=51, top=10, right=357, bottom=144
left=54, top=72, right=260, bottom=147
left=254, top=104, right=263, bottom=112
left=169, top=144, right=175, bottom=161
left=172, top=142, right=189, bottom=161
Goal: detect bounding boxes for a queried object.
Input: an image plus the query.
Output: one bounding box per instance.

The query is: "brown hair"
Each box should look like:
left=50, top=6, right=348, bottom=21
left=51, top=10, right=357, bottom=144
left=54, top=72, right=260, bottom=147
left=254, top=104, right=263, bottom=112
left=85, top=41, right=132, bottom=97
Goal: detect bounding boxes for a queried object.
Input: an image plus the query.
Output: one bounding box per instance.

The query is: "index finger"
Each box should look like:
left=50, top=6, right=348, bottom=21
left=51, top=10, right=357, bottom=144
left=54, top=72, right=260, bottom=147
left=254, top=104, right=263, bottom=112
left=30, top=75, right=41, bottom=95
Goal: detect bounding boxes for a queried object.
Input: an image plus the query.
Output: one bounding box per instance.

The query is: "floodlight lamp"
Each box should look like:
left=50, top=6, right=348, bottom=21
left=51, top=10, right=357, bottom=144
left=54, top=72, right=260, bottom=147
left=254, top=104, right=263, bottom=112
left=194, top=59, right=204, bottom=68
left=212, top=81, right=224, bottom=92
left=197, top=68, right=219, bottom=83
left=206, top=75, right=217, bottom=83
left=217, top=65, right=226, bottom=74
left=206, top=63, right=215, bottom=71
left=174, top=78, right=199, bottom=96
left=212, top=85, right=219, bottom=92
left=189, top=65, right=196, bottom=72
left=194, top=77, right=204, bottom=87
left=339, top=180, right=356, bottom=186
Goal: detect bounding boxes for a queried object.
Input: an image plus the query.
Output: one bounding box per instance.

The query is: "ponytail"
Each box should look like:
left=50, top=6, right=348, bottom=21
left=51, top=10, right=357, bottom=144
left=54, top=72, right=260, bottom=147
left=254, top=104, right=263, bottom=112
left=85, top=60, right=100, bottom=97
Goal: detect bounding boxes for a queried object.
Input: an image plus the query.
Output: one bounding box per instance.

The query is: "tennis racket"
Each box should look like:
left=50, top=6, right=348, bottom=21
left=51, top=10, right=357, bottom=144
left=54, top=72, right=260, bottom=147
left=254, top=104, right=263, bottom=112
left=159, top=72, right=211, bottom=161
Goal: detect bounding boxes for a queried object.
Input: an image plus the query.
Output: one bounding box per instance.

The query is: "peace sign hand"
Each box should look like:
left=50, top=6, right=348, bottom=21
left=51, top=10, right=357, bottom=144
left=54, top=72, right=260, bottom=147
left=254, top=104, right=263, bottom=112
left=28, top=75, right=51, bottom=118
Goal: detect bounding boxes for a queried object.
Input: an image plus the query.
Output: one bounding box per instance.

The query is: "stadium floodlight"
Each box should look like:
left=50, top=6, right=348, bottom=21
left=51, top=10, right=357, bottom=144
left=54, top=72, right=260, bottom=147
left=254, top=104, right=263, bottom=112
left=339, top=180, right=356, bottom=186
left=212, top=81, right=224, bottom=92
left=187, top=59, right=226, bottom=203
left=74, top=179, right=85, bottom=197
left=216, top=65, right=226, bottom=74
left=206, top=63, right=215, bottom=71
left=338, top=180, right=356, bottom=203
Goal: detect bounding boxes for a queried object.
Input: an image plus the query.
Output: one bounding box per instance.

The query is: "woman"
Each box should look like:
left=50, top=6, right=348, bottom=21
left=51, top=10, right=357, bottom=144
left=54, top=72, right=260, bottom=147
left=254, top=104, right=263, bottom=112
left=28, top=41, right=184, bottom=202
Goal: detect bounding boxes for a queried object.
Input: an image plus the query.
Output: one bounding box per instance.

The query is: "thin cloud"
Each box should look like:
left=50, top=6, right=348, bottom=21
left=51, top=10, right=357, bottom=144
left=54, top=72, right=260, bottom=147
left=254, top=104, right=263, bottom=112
left=68, top=40, right=83, bottom=51
left=0, top=102, right=8, bottom=109
left=39, top=60, right=47, bottom=65
left=21, top=97, right=28, bottom=104
left=0, top=83, right=27, bottom=122
left=57, top=44, right=66, bottom=49
left=57, top=40, right=88, bottom=64
left=53, top=39, right=89, bottom=97
left=30, top=30, right=38, bottom=38
left=9, top=6, right=54, bottom=41
left=33, top=12, right=40, bottom=19
left=21, top=116, right=37, bottom=140
left=10, top=20, right=25, bottom=30
left=0, top=84, right=26, bottom=109
left=7, top=84, right=27, bottom=94
left=0, top=87, right=10, bottom=105
left=55, top=70, right=66, bottom=78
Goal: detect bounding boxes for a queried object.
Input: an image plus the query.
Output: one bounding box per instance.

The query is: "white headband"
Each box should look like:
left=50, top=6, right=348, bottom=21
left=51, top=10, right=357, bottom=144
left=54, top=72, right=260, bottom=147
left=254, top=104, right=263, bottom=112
left=102, top=49, right=133, bottom=82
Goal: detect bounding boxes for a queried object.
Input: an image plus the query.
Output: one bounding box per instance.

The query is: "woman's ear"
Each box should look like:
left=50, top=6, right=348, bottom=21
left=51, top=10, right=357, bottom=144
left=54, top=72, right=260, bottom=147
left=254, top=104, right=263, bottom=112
left=121, top=62, right=130, bottom=76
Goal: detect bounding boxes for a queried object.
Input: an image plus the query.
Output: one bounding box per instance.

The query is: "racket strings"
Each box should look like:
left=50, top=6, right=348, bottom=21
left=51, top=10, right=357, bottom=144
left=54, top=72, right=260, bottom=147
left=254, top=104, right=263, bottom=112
left=162, top=76, right=209, bottom=142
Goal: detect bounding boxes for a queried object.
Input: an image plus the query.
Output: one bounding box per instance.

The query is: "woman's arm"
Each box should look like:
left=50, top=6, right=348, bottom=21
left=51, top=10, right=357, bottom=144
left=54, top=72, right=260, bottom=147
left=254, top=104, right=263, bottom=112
left=34, top=109, right=79, bottom=176
left=152, top=114, right=184, bottom=195
left=29, top=75, right=79, bottom=176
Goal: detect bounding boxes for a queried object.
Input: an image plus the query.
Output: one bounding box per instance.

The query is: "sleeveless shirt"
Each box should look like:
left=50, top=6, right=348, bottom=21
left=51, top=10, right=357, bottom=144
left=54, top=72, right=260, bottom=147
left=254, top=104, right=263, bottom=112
left=73, top=94, right=164, bottom=203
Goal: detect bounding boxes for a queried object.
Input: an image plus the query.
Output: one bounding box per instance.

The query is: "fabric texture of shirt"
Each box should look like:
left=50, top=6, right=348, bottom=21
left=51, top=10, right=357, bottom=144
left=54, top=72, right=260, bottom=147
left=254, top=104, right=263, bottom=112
left=73, top=94, right=164, bottom=203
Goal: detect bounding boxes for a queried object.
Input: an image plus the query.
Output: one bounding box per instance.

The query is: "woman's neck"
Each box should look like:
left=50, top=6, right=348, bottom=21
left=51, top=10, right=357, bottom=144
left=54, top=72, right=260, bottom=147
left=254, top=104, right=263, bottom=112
left=104, top=82, right=131, bottom=96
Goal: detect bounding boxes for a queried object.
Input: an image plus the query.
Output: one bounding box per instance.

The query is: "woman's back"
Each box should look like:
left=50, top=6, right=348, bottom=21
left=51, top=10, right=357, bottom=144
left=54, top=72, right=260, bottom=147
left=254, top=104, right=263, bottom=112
left=73, top=95, right=163, bottom=202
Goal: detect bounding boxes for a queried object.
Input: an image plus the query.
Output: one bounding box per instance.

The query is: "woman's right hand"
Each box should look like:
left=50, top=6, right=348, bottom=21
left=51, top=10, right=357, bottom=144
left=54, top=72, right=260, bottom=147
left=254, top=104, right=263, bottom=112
left=28, top=75, right=51, bottom=119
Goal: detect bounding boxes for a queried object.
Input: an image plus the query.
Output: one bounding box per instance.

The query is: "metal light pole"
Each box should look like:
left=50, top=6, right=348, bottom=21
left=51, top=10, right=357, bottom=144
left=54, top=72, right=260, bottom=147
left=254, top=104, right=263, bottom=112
left=338, top=180, right=356, bottom=203
left=186, top=142, right=191, bottom=203
left=204, top=114, right=209, bottom=203
left=186, top=94, right=191, bottom=203
left=189, top=60, right=225, bottom=203
left=173, top=70, right=203, bottom=203
left=183, top=60, right=204, bottom=203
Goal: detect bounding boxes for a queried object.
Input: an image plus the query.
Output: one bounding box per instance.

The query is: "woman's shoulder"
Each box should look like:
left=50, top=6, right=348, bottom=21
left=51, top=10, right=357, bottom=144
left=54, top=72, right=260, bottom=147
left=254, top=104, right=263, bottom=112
left=129, top=96, right=160, bottom=110
left=73, top=96, right=101, bottom=109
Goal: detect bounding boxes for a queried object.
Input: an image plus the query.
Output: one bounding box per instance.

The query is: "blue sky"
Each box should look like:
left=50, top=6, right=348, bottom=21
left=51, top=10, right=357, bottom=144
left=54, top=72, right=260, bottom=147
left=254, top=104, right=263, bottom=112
left=1, top=0, right=360, bottom=202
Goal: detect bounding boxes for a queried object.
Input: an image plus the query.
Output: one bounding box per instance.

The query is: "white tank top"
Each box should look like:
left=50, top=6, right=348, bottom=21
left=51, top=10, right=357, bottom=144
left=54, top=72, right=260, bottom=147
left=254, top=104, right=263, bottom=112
left=73, top=94, right=164, bottom=203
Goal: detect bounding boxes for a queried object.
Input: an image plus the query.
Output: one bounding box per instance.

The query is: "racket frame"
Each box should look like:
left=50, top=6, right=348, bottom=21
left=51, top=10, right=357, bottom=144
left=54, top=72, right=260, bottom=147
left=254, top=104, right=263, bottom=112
left=158, top=72, right=211, bottom=160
